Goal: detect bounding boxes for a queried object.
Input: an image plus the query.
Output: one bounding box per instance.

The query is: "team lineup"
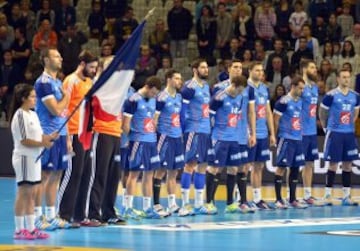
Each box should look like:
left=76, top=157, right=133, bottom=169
left=9, top=48, right=360, bottom=240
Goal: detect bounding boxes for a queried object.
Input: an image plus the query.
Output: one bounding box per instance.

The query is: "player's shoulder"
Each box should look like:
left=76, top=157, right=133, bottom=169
left=326, top=88, right=339, bottom=96
left=349, top=89, right=360, bottom=96
left=279, top=95, right=291, bottom=104
left=64, top=73, right=80, bottom=85
left=214, top=89, right=227, bottom=101
left=128, top=92, right=142, bottom=102
left=184, top=79, right=197, bottom=89
left=37, top=73, right=53, bottom=84
left=157, top=90, right=169, bottom=102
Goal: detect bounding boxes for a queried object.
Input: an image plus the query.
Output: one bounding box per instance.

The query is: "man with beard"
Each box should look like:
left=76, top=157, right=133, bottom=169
left=178, top=58, right=213, bottom=216
left=57, top=50, right=101, bottom=227
left=300, top=60, right=322, bottom=206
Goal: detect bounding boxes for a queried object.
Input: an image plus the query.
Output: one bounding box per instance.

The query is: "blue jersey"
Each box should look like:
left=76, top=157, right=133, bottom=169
left=34, top=72, right=67, bottom=135
left=181, top=79, right=211, bottom=134
left=301, top=83, right=318, bottom=135
left=321, top=88, right=360, bottom=133
left=274, top=94, right=303, bottom=140
left=123, top=92, right=157, bottom=142
left=210, top=90, right=243, bottom=141
left=212, top=79, right=230, bottom=95
left=237, top=86, right=255, bottom=144
left=120, top=87, right=135, bottom=148
left=249, top=82, right=270, bottom=139
left=156, top=90, right=182, bottom=138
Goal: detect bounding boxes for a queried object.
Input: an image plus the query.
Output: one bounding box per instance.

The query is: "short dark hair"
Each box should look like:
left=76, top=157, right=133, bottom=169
left=144, top=76, right=162, bottom=90
left=300, top=59, right=315, bottom=71
left=231, top=75, right=247, bottom=88
left=78, top=50, right=98, bottom=64
left=165, top=69, right=180, bottom=81
left=337, top=68, right=351, bottom=77
left=228, top=59, right=242, bottom=68
left=291, top=76, right=305, bottom=87
left=190, top=58, right=207, bottom=70
left=8, top=84, right=34, bottom=122
left=248, top=61, right=263, bottom=71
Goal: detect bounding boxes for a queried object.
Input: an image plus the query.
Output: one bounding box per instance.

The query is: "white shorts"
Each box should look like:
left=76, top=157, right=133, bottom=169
left=12, top=155, right=41, bottom=186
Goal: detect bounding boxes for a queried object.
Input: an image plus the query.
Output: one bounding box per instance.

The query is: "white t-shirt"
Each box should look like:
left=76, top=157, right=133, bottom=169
left=11, top=108, right=43, bottom=157
left=289, top=11, right=308, bottom=38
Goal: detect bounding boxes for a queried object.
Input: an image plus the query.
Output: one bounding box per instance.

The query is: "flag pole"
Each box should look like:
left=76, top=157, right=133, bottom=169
left=35, top=8, right=156, bottom=163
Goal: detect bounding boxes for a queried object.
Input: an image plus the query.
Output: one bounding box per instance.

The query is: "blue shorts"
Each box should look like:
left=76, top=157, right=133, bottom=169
left=302, top=135, right=319, bottom=161
left=238, top=144, right=250, bottom=165
left=157, top=134, right=184, bottom=170
left=209, top=140, right=242, bottom=167
left=184, top=132, right=211, bottom=164
left=42, top=135, right=69, bottom=171
left=129, top=141, right=160, bottom=171
left=324, top=131, right=359, bottom=162
left=276, top=138, right=305, bottom=168
left=120, top=147, right=129, bottom=171
left=247, top=138, right=270, bottom=162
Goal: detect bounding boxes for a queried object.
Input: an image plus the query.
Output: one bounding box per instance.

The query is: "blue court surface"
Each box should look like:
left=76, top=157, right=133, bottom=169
left=1, top=177, right=360, bottom=251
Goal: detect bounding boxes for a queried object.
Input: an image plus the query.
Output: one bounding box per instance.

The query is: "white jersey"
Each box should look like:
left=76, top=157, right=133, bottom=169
left=11, top=108, right=43, bottom=158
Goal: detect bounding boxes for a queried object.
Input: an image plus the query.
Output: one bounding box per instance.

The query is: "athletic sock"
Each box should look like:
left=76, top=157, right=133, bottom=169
left=226, top=174, right=236, bottom=205
left=274, top=175, right=283, bottom=201
left=153, top=178, right=162, bottom=205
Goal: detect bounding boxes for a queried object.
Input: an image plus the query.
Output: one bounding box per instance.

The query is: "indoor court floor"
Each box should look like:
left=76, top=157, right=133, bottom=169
left=1, top=177, right=360, bottom=250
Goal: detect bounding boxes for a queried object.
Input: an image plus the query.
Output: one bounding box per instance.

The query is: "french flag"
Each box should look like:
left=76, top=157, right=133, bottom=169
left=78, top=21, right=146, bottom=150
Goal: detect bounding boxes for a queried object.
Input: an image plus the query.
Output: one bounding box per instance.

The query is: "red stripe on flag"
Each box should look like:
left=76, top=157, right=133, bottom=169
left=92, top=96, right=118, bottom=122
left=79, top=101, right=93, bottom=150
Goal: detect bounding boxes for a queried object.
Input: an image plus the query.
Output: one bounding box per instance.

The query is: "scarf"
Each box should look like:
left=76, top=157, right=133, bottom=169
left=238, top=16, right=250, bottom=36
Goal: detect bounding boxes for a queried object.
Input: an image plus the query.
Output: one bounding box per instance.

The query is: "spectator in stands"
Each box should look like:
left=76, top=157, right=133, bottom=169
left=20, top=0, right=36, bottom=43
left=58, top=24, right=88, bottom=75
left=134, top=45, right=158, bottom=89
left=35, top=0, right=55, bottom=30
left=241, top=49, right=253, bottom=76
left=167, top=0, right=193, bottom=58
left=32, top=19, right=57, bottom=51
left=295, top=24, right=319, bottom=63
left=195, top=0, right=214, bottom=22
left=266, top=38, right=289, bottom=78
left=196, top=5, right=217, bottom=61
left=282, top=65, right=298, bottom=92
left=0, top=49, right=22, bottom=117
left=357, top=1, right=360, bottom=23
left=339, top=40, right=360, bottom=75
left=341, top=62, right=356, bottom=90
left=317, top=41, right=336, bottom=68
left=270, top=83, right=286, bottom=111
left=100, top=42, right=113, bottom=60
left=233, top=4, right=255, bottom=50
left=11, top=26, right=31, bottom=77
left=254, top=0, right=276, bottom=51
left=252, top=39, right=267, bottom=66
left=232, top=0, right=252, bottom=20
left=318, top=59, right=337, bottom=91
left=289, top=0, right=308, bottom=47
left=345, top=23, right=360, bottom=55
left=216, top=58, right=231, bottom=82
left=114, top=6, right=138, bottom=51
left=291, top=36, right=314, bottom=69
left=308, top=0, right=334, bottom=23
left=338, top=4, right=354, bottom=39
left=103, top=0, right=127, bottom=35
left=312, top=15, right=327, bottom=46
left=0, top=13, right=14, bottom=50
left=266, top=56, right=287, bottom=96
left=275, top=0, right=293, bottom=42
left=8, top=3, right=26, bottom=30
left=55, top=0, right=76, bottom=36
left=222, top=37, right=243, bottom=60
left=216, top=2, right=233, bottom=59
left=148, top=18, right=171, bottom=64
left=88, top=0, right=105, bottom=40
left=156, top=56, right=172, bottom=83
left=326, top=13, right=342, bottom=43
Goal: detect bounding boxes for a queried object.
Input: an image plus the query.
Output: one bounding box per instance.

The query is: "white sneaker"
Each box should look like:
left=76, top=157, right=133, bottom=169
left=153, top=204, right=170, bottom=217
left=178, top=204, right=194, bottom=217
left=168, top=204, right=180, bottom=214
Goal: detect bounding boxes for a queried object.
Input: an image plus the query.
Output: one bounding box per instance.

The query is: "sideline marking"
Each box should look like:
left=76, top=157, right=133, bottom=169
left=109, top=217, right=360, bottom=231
left=0, top=245, right=126, bottom=251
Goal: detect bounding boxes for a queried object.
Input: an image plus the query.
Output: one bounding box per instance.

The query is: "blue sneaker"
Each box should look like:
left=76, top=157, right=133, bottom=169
left=342, top=197, right=359, bottom=206
left=255, top=200, right=273, bottom=210
left=124, top=208, right=141, bottom=220
left=35, top=215, right=57, bottom=231
left=48, top=217, right=72, bottom=229
left=143, top=208, right=163, bottom=219
left=193, top=204, right=217, bottom=215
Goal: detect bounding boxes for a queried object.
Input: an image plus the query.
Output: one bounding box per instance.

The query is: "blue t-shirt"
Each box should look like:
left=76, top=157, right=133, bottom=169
left=237, top=86, right=255, bottom=144
left=274, top=94, right=303, bottom=140
left=301, top=83, right=318, bottom=136
left=120, top=87, right=135, bottom=148
left=249, top=81, right=270, bottom=139
left=156, top=90, right=182, bottom=138
left=321, top=88, right=360, bottom=133
left=180, top=79, right=211, bottom=134
left=210, top=89, right=243, bottom=141
left=123, top=92, right=157, bottom=142
left=212, top=79, right=230, bottom=95
left=34, top=72, right=67, bottom=135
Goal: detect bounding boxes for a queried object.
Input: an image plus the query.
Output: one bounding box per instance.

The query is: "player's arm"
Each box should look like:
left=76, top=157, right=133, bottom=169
left=273, top=99, right=286, bottom=137
left=209, top=93, right=224, bottom=127
left=154, top=94, right=166, bottom=128
left=319, top=93, right=333, bottom=131
left=122, top=99, right=137, bottom=134
left=247, top=87, right=256, bottom=146
left=40, top=82, right=70, bottom=116
left=266, top=88, right=276, bottom=146
left=353, top=95, right=360, bottom=123
left=180, top=83, right=196, bottom=130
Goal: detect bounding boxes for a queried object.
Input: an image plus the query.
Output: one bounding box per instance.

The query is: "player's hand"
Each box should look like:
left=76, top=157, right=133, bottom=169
left=248, top=135, right=256, bottom=148
left=66, top=136, right=73, bottom=153
left=269, top=135, right=276, bottom=148
left=50, top=132, right=59, bottom=140
left=42, top=135, right=54, bottom=149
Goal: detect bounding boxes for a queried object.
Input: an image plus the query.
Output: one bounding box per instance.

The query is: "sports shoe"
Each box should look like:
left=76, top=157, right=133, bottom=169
left=289, top=200, right=308, bottom=209
left=48, top=217, right=72, bottom=229
left=154, top=204, right=170, bottom=217
left=303, top=196, right=325, bottom=207
left=124, top=208, right=141, bottom=220
left=35, top=215, right=57, bottom=231
left=224, top=203, right=239, bottom=213
left=342, top=197, right=359, bottom=206
left=323, top=194, right=333, bottom=206
left=168, top=204, right=180, bottom=214
left=178, top=204, right=195, bottom=217
left=31, top=229, right=49, bottom=239
left=107, top=217, right=127, bottom=225
left=143, top=208, right=163, bottom=219
left=80, top=219, right=101, bottom=227
left=193, top=203, right=218, bottom=215
left=255, top=200, right=273, bottom=210
left=239, top=202, right=256, bottom=213
left=14, top=229, right=35, bottom=240
left=274, top=200, right=288, bottom=209
left=204, top=203, right=218, bottom=214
